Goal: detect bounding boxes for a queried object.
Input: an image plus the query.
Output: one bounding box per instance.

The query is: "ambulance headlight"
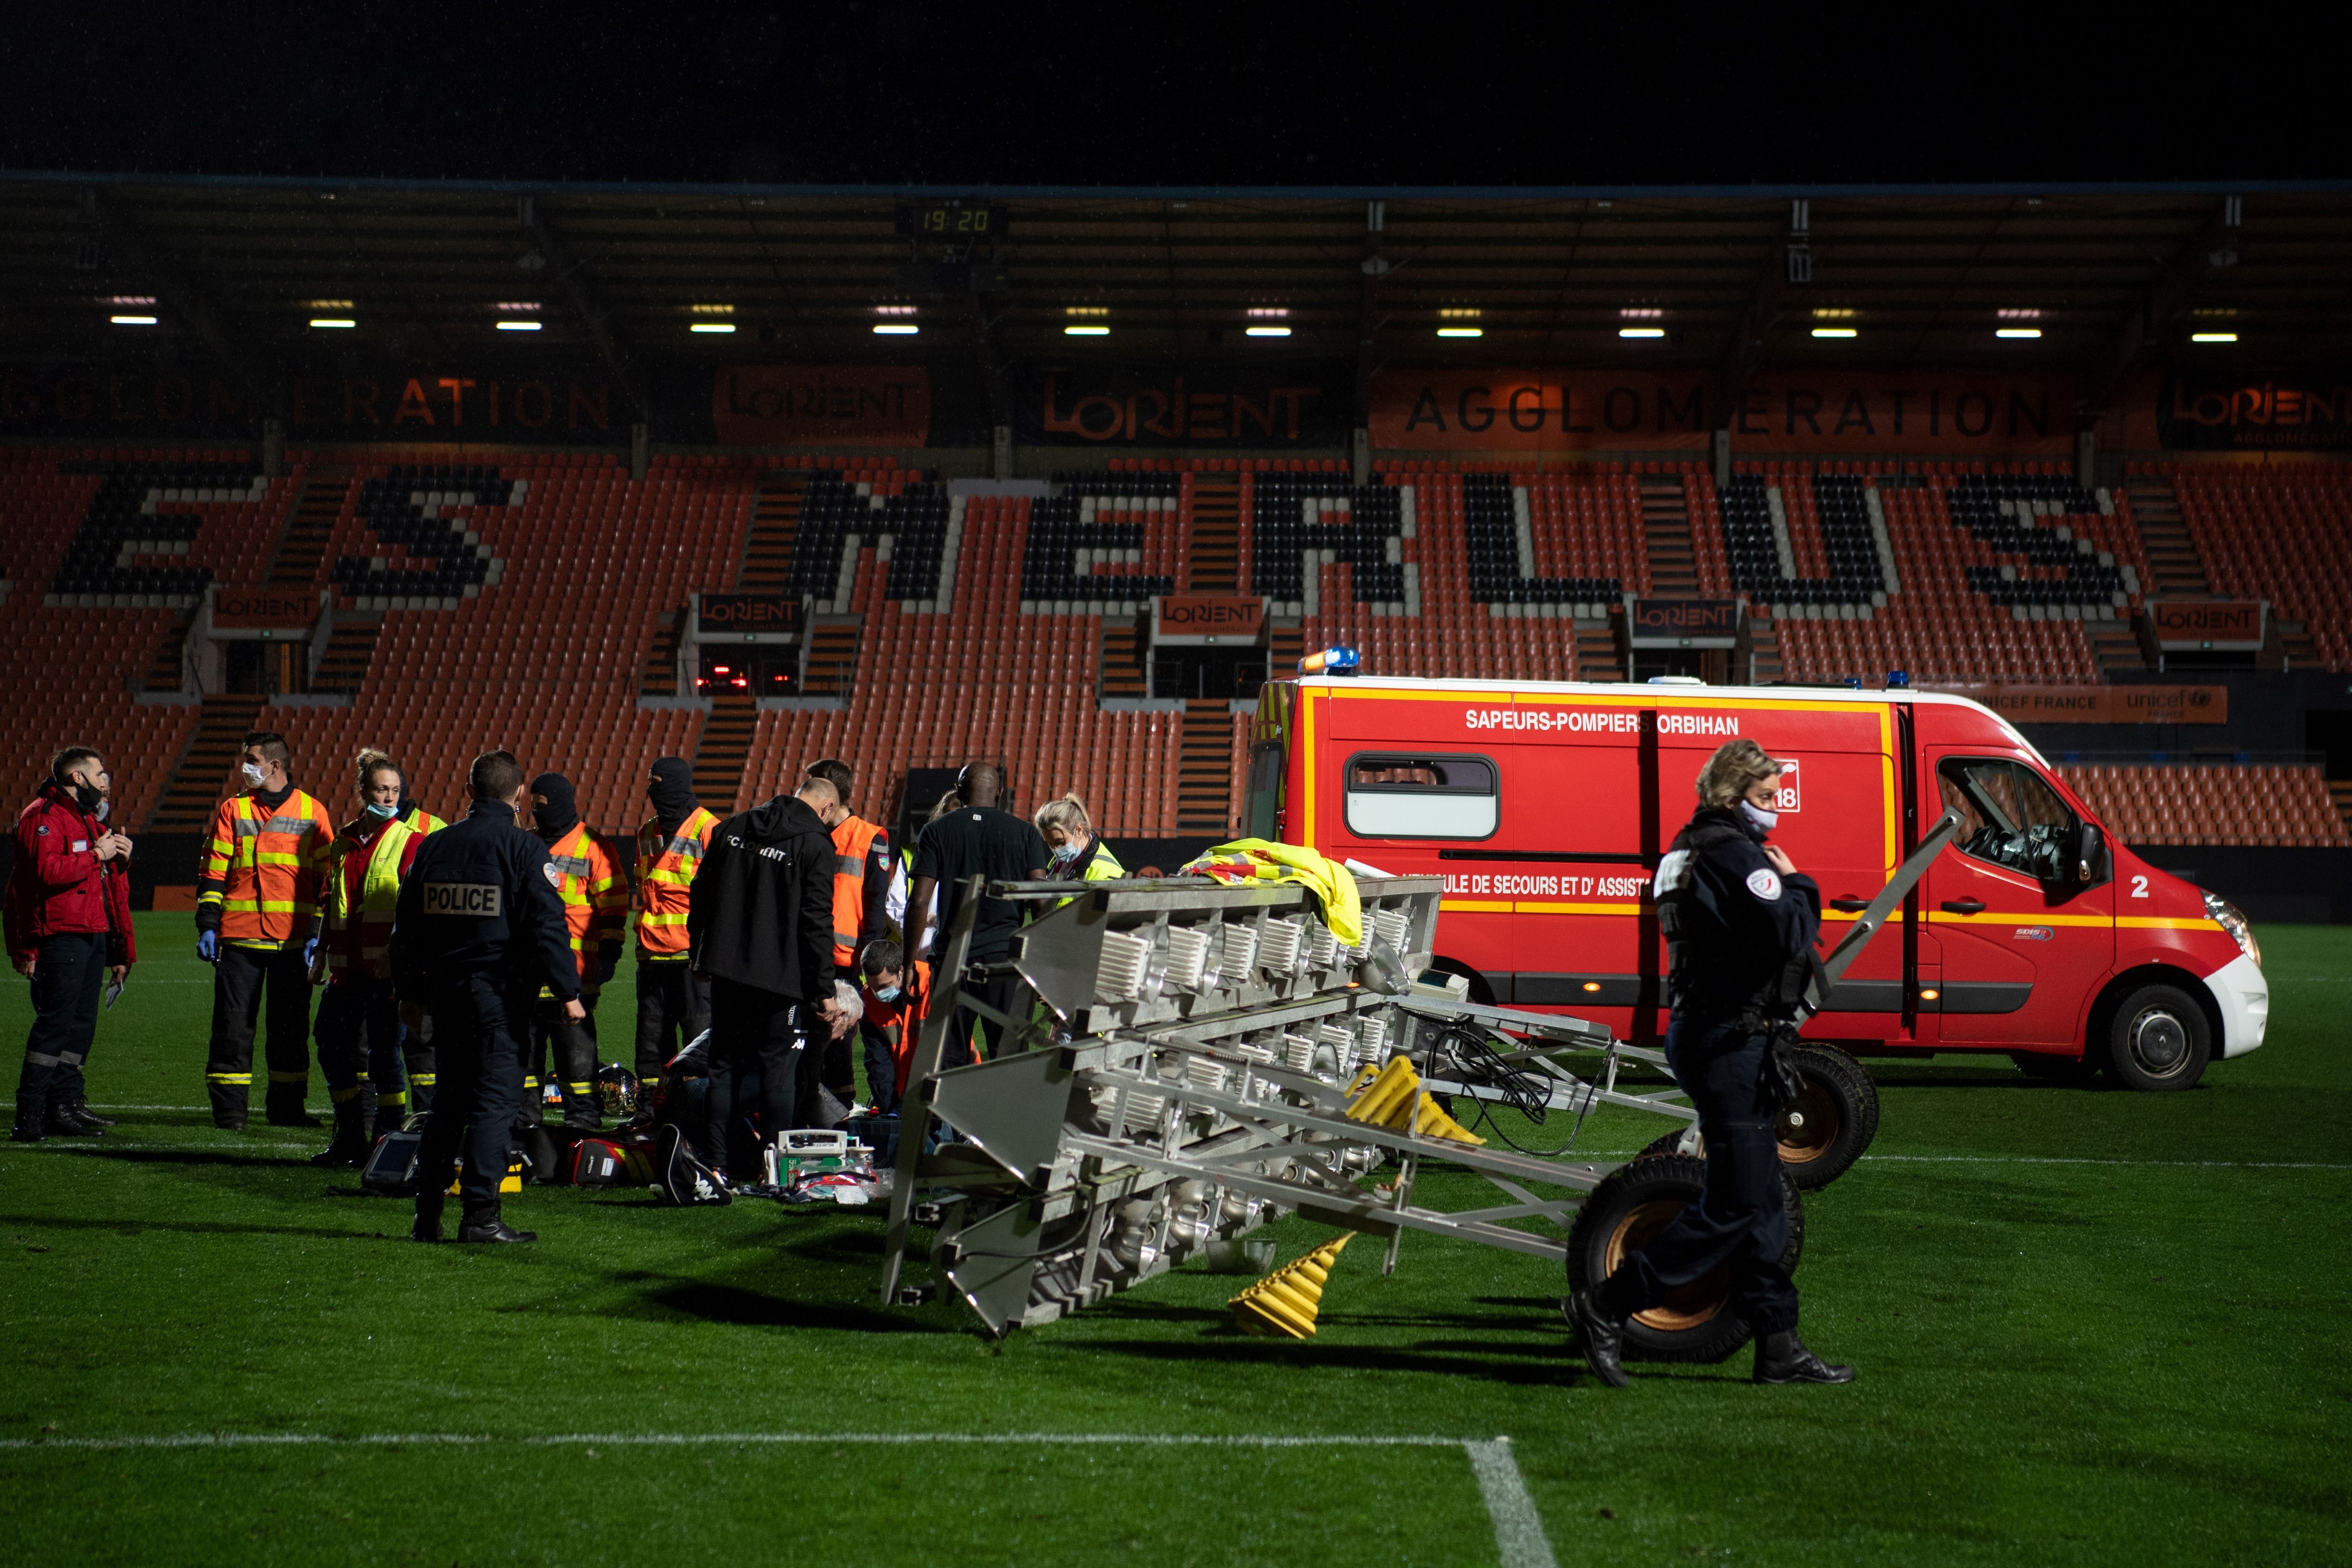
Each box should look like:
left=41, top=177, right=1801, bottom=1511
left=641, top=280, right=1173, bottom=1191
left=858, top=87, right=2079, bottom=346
left=2203, top=891, right=2260, bottom=969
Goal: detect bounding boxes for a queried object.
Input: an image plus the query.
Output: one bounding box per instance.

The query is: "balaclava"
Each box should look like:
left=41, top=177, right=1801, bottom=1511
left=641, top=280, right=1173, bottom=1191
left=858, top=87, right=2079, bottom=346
left=531, top=772, right=579, bottom=843
left=647, top=756, right=697, bottom=833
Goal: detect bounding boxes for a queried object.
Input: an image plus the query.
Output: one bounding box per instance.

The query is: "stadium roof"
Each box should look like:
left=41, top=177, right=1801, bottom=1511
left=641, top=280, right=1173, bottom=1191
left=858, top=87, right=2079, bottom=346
left=6, top=172, right=2349, bottom=419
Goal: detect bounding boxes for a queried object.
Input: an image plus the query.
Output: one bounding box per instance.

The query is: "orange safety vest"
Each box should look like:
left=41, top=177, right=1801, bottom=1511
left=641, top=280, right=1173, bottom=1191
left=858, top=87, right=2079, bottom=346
left=540, top=822, right=628, bottom=996
left=830, top=814, right=888, bottom=967
left=861, top=960, right=931, bottom=1095
left=198, top=789, right=334, bottom=947
left=634, top=806, right=719, bottom=959
left=318, top=817, right=423, bottom=981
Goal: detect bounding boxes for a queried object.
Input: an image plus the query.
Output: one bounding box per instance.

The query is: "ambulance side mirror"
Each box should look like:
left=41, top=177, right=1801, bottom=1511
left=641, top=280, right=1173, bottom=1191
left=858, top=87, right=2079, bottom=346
left=2074, top=821, right=2103, bottom=885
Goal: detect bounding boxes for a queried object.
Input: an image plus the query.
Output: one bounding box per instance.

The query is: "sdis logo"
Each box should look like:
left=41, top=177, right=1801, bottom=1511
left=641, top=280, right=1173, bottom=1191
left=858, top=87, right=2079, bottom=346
left=1773, top=757, right=1801, bottom=813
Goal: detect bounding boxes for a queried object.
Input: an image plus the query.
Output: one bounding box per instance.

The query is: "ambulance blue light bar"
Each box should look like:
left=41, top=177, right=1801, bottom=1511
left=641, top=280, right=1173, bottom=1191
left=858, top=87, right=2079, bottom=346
left=1299, top=645, right=1359, bottom=676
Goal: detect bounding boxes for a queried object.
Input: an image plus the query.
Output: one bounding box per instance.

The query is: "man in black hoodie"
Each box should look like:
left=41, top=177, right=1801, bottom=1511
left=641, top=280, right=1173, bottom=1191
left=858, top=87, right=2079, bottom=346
left=685, top=775, right=838, bottom=1180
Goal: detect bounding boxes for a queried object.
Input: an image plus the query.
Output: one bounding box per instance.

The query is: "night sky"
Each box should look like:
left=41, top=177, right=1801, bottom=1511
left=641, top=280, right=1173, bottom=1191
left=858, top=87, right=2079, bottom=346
left=3, top=4, right=2343, bottom=189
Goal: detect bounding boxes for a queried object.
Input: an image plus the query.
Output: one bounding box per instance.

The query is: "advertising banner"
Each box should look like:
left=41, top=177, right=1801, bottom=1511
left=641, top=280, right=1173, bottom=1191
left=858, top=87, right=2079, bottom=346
left=710, top=365, right=931, bottom=447
left=1016, top=362, right=1351, bottom=448
left=695, top=592, right=803, bottom=641
left=1924, top=683, right=2230, bottom=724
left=1627, top=598, right=1741, bottom=647
left=1153, top=594, right=1268, bottom=646
left=208, top=584, right=319, bottom=635
left=2149, top=600, right=2264, bottom=649
left=2153, top=368, right=2352, bottom=451
left=1370, top=370, right=2075, bottom=456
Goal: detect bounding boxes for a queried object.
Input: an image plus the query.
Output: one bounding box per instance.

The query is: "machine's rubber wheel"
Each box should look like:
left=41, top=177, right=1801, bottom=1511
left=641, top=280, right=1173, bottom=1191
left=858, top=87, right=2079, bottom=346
left=2010, top=1050, right=2095, bottom=1083
left=1632, top=1046, right=1877, bottom=1190
left=1772, top=1044, right=1878, bottom=1189
left=1566, top=1153, right=1805, bottom=1363
left=2102, top=984, right=2212, bottom=1092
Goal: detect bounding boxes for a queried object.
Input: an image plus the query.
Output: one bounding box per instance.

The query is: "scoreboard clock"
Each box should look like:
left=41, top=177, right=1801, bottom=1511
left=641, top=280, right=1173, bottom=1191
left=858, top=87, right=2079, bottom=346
left=895, top=200, right=1007, bottom=240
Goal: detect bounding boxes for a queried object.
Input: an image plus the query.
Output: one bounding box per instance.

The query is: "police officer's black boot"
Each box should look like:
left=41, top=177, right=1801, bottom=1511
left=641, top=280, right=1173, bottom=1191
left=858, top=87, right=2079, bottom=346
left=412, top=1191, right=445, bottom=1244
left=62, top=1099, right=116, bottom=1127
left=1753, top=1331, right=1856, bottom=1385
left=1567, top=1289, right=1632, bottom=1389
left=456, top=1202, right=537, bottom=1244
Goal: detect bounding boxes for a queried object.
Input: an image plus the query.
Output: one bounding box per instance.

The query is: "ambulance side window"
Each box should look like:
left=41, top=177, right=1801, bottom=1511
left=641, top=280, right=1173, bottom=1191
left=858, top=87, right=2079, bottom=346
left=1938, top=758, right=2075, bottom=882
left=1344, top=753, right=1498, bottom=840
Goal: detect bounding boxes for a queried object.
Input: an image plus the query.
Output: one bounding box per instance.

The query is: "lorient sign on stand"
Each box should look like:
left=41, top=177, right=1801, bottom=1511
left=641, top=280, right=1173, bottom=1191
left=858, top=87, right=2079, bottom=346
left=2149, top=600, right=2265, bottom=650
left=1627, top=598, right=1741, bottom=647
left=1153, top=595, right=1268, bottom=646
left=208, top=584, right=318, bottom=637
left=694, top=593, right=802, bottom=642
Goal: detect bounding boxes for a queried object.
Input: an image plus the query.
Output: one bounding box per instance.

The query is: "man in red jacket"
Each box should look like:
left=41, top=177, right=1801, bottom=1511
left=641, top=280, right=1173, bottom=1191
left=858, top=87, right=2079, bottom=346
left=6, top=747, right=136, bottom=1142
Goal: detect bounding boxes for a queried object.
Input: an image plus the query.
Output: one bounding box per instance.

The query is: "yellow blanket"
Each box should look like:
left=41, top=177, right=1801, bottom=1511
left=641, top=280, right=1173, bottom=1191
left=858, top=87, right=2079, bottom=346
left=1178, top=838, right=1363, bottom=949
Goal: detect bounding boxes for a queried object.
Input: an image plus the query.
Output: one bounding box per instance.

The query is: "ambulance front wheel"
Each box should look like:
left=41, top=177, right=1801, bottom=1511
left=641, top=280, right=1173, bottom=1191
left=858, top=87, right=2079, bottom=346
left=1566, top=1153, right=1805, bottom=1364
left=2101, top=983, right=2212, bottom=1092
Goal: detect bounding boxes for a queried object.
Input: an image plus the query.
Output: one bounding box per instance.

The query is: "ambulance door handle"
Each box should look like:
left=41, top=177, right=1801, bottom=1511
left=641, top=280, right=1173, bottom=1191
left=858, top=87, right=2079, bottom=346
left=1940, top=897, right=1984, bottom=915
left=1829, top=896, right=1870, bottom=913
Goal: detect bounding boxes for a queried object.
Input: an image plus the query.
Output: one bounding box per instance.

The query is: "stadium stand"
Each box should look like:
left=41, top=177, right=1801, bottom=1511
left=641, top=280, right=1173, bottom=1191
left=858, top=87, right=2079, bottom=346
left=1, top=444, right=2346, bottom=873
left=2162, top=463, right=2352, bottom=669
left=2059, top=763, right=2352, bottom=848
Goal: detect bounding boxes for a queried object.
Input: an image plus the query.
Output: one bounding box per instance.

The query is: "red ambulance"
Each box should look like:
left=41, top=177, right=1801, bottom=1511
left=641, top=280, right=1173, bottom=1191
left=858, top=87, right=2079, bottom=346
left=1244, top=675, right=2268, bottom=1090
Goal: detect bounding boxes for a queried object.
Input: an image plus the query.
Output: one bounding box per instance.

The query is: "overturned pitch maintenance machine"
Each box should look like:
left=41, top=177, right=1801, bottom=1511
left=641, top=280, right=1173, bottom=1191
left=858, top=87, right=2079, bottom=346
left=881, top=814, right=1964, bottom=1359
left=881, top=871, right=1764, bottom=1359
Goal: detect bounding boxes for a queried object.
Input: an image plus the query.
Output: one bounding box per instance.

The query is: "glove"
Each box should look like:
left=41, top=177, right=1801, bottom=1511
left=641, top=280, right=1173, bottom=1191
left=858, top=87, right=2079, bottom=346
left=596, top=942, right=621, bottom=986
left=196, top=930, right=217, bottom=964
left=304, top=936, right=320, bottom=969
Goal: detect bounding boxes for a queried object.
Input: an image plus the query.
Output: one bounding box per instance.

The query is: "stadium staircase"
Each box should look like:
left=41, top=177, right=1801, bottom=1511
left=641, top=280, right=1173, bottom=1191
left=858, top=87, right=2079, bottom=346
left=1178, top=700, right=1235, bottom=832
left=313, top=615, right=382, bottom=694
left=640, top=609, right=684, bottom=698
left=267, top=466, right=352, bottom=586
left=1639, top=474, right=1701, bottom=596
left=2125, top=474, right=2210, bottom=596
left=1187, top=473, right=1241, bottom=591
left=691, top=694, right=757, bottom=804
left=147, top=694, right=264, bottom=831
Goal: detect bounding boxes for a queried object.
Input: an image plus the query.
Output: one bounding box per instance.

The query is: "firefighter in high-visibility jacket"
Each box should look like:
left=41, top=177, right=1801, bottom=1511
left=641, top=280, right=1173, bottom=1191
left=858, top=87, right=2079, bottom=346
left=197, top=731, right=334, bottom=1130
left=307, top=750, right=431, bottom=1166
left=526, top=773, right=627, bottom=1128
left=632, top=756, right=717, bottom=1106
left=801, top=758, right=892, bottom=1116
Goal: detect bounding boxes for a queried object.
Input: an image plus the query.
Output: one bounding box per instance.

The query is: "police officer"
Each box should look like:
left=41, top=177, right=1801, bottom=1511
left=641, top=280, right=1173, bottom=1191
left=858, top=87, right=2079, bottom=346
left=391, top=749, right=581, bottom=1244
left=1571, top=738, right=1855, bottom=1387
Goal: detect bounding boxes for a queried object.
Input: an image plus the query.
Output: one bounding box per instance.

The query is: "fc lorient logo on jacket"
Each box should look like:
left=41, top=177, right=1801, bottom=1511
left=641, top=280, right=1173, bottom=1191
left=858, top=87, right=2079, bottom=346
left=1464, top=707, right=1740, bottom=736
left=724, top=834, right=792, bottom=864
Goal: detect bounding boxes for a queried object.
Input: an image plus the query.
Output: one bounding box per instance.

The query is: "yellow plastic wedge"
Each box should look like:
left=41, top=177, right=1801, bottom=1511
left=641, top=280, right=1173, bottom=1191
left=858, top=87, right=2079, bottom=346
left=1230, top=1232, right=1355, bottom=1339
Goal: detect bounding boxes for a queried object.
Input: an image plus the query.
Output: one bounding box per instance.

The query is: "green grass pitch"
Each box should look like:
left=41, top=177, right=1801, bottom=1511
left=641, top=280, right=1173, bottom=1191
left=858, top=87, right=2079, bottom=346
left=1, top=914, right=2347, bottom=1565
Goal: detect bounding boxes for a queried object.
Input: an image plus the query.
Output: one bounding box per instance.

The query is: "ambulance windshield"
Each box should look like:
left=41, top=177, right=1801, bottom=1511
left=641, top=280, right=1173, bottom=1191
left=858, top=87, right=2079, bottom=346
left=1939, top=758, right=2076, bottom=882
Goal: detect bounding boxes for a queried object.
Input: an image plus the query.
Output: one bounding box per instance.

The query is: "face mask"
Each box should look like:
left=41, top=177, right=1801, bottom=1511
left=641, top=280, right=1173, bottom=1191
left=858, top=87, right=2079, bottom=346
left=1049, top=843, right=1085, bottom=874
left=364, top=802, right=399, bottom=819
left=1741, top=800, right=1779, bottom=830
left=72, top=781, right=103, bottom=815
left=241, top=762, right=270, bottom=787
left=872, top=984, right=901, bottom=1004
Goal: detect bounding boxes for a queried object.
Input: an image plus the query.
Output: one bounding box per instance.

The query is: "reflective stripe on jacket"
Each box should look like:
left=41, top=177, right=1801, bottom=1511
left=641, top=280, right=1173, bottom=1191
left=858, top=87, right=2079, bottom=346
left=197, top=790, right=334, bottom=947
left=320, top=818, right=423, bottom=981
left=634, top=806, right=718, bottom=959
left=828, top=814, right=889, bottom=967
left=541, top=822, right=628, bottom=994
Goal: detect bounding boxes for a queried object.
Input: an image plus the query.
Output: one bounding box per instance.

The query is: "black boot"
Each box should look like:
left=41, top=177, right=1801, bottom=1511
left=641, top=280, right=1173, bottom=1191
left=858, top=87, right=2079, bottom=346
left=63, top=1100, right=117, bottom=1128
left=1566, top=1289, right=1632, bottom=1389
left=456, top=1204, right=537, bottom=1244
left=10, top=1119, right=43, bottom=1144
left=1753, top=1330, right=1855, bottom=1385
left=311, top=1100, right=371, bottom=1168
left=45, top=1104, right=104, bottom=1137
left=412, top=1193, right=445, bottom=1244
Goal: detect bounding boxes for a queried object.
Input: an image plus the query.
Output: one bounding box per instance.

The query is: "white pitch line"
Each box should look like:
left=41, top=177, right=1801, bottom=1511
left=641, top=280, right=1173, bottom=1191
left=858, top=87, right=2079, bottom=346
left=0, top=1429, right=1556, bottom=1562
left=1466, top=1438, right=1560, bottom=1568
